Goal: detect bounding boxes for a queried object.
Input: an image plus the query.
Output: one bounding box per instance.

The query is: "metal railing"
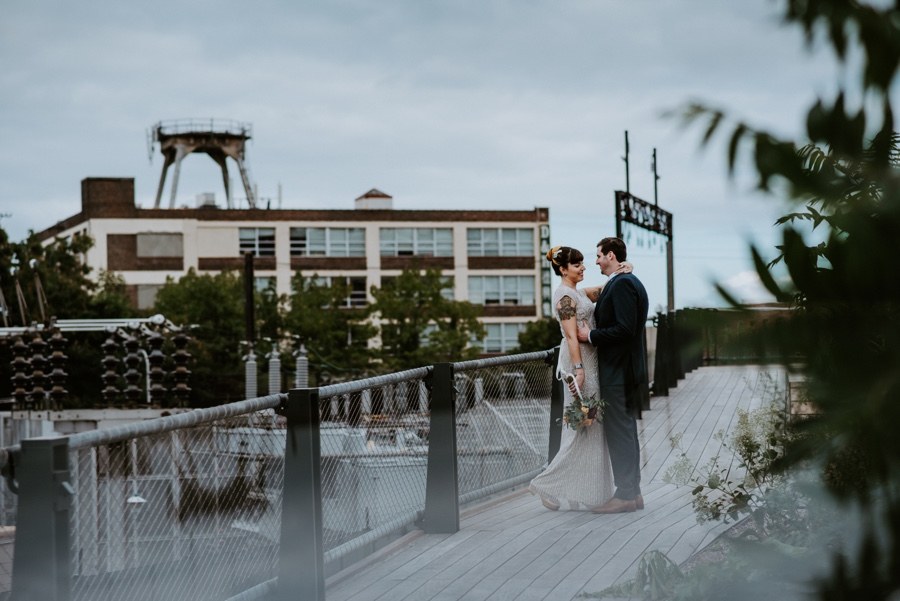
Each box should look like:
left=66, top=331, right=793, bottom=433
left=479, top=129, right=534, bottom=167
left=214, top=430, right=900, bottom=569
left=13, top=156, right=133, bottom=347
left=651, top=307, right=793, bottom=396
left=152, top=119, right=252, bottom=139
left=1, top=349, right=561, bottom=601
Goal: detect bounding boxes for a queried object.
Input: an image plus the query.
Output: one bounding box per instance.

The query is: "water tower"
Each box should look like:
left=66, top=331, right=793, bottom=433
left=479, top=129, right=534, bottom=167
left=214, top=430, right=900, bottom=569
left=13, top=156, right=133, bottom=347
left=148, top=119, right=257, bottom=209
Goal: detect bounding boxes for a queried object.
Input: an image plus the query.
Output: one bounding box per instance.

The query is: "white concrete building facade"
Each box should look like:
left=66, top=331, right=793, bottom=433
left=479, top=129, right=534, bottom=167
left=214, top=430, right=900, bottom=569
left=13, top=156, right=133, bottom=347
left=37, top=178, right=552, bottom=354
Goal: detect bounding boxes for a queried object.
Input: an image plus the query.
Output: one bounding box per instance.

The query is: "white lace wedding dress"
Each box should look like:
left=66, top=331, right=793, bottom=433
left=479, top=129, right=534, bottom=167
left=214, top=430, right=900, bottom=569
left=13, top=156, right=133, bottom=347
left=528, top=285, right=615, bottom=509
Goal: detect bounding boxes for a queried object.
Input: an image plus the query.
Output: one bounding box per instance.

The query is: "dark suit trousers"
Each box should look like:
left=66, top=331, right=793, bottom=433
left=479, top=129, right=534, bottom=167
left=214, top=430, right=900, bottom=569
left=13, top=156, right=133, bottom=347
left=601, top=384, right=641, bottom=500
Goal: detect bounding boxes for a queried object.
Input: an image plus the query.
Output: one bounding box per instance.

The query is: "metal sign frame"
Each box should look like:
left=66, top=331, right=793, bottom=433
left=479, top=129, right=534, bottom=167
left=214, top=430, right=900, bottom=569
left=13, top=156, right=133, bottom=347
left=614, top=190, right=675, bottom=311
left=614, top=190, right=672, bottom=240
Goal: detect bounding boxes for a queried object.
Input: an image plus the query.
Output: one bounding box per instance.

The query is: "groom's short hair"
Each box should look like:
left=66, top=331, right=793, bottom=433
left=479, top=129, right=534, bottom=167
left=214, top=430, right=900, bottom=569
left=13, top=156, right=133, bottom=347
left=597, top=237, right=627, bottom=261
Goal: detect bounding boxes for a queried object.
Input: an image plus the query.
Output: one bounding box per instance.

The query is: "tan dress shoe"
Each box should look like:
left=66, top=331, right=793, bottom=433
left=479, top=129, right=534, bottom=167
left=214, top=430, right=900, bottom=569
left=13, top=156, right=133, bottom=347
left=592, top=497, right=637, bottom=514
left=635, top=495, right=644, bottom=510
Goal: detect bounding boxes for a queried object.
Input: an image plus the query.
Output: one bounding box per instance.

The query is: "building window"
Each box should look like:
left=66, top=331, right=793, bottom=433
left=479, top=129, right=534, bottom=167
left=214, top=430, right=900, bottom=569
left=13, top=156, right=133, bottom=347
left=468, top=276, right=535, bottom=305
left=481, top=323, right=526, bottom=353
left=136, top=233, right=184, bottom=257
left=380, top=228, right=452, bottom=256
left=254, top=276, right=276, bottom=295
left=467, top=228, right=534, bottom=257
left=239, top=228, right=275, bottom=256
left=290, top=227, right=365, bottom=257
left=381, top=275, right=455, bottom=301
left=136, top=284, right=164, bottom=310
left=310, top=276, right=368, bottom=308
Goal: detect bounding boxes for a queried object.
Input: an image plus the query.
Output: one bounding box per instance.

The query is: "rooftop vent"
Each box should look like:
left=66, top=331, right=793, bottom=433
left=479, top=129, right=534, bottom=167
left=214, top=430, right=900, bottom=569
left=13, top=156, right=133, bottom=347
left=354, top=188, right=393, bottom=210
left=196, top=192, right=217, bottom=208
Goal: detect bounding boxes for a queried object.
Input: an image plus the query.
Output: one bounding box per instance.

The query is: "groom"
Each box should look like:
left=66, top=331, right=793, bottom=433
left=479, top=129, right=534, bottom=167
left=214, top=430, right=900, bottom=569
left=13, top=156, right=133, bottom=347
left=577, top=237, right=649, bottom=513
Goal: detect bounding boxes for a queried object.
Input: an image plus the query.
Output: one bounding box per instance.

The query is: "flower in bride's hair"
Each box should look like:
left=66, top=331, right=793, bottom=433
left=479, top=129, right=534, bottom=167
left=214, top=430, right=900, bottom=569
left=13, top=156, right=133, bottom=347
left=546, top=245, right=563, bottom=265
left=547, top=246, right=562, bottom=265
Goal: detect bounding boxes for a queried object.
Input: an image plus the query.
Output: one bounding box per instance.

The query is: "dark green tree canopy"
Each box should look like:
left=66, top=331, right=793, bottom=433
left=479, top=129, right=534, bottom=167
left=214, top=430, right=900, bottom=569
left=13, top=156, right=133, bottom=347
left=153, top=269, right=249, bottom=406
left=514, top=317, right=560, bottom=354
left=0, top=230, right=133, bottom=325
left=368, top=267, right=485, bottom=371
left=283, top=273, right=375, bottom=385
left=0, top=230, right=134, bottom=407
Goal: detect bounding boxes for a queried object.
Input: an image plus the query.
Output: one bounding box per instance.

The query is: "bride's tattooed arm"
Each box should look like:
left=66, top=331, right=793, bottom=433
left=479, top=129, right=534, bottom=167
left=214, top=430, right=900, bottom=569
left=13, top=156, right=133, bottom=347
left=558, top=295, right=577, bottom=320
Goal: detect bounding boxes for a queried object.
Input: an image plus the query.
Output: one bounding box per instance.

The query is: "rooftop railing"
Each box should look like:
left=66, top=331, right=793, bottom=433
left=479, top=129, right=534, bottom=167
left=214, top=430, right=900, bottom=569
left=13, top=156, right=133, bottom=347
left=151, top=119, right=253, bottom=139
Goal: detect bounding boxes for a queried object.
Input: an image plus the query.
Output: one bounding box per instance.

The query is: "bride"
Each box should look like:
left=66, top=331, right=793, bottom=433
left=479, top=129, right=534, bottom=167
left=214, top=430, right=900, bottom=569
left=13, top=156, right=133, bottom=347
left=528, top=245, right=624, bottom=510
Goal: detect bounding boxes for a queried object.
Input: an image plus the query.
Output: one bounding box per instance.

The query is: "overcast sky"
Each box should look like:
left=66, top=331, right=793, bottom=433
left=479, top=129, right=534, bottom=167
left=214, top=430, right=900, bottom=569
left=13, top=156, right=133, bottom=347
left=1, top=0, right=840, bottom=312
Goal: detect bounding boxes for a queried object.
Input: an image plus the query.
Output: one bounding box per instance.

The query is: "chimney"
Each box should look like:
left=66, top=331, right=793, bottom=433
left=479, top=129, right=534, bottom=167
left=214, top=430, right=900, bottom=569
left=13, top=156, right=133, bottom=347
left=81, top=178, right=137, bottom=217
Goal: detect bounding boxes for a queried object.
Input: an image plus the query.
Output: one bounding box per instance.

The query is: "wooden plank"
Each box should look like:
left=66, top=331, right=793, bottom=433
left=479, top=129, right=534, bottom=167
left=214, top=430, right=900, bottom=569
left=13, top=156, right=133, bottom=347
left=461, top=527, right=579, bottom=601
left=665, top=519, right=732, bottom=565
left=325, top=365, right=784, bottom=601
left=461, top=489, right=533, bottom=527
left=639, top=368, right=727, bottom=483
left=447, top=527, right=593, bottom=600
left=387, top=506, right=593, bottom=601
left=560, top=527, right=642, bottom=598
left=326, top=532, right=467, bottom=601
left=496, top=527, right=637, bottom=601
left=611, top=510, right=700, bottom=586
left=664, top=370, right=735, bottom=464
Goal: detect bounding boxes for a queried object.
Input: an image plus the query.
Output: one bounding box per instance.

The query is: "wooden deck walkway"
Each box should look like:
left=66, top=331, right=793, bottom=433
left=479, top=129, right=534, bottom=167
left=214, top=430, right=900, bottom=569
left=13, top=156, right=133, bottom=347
left=326, top=365, right=784, bottom=601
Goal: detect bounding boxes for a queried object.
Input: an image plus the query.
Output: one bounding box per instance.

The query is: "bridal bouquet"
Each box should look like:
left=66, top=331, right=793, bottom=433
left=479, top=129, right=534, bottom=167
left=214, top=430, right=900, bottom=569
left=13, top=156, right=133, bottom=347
left=560, top=371, right=606, bottom=432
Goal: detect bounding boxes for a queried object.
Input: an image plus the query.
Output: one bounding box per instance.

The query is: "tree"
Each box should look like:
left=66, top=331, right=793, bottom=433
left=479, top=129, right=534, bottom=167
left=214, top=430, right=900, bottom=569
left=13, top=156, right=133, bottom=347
left=0, top=230, right=133, bottom=323
left=684, top=1, right=900, bottom=598
left=282, top=273, right=375, bottom=385
left=514, top=317, right=560, bottom=354
left=153, top=269, right=249, bottom=406
left=0, top=229, right=134, bottom=406
left=368, top=267, right=485, bottom=371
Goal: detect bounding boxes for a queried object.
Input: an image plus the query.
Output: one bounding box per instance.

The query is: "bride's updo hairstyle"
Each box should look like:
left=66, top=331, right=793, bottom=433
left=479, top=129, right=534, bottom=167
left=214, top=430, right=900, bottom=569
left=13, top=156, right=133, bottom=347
left=545, top=246, right=584, bottom=276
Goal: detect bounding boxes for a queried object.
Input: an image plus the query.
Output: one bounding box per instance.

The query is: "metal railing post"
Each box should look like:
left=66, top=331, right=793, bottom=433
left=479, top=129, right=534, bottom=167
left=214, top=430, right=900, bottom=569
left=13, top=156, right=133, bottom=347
left=673, top=310, right=686, bottom=382
left=276, top=388, right=324, bottom=601
left=546, top=347, right=564, bottom=462
left=653, top=312, right=670, bottom=397
left=11, top=436, right=73, bottom=601
left=422, top=363, right=459, bottom=533
left=666, top=310, right=680, bottom=388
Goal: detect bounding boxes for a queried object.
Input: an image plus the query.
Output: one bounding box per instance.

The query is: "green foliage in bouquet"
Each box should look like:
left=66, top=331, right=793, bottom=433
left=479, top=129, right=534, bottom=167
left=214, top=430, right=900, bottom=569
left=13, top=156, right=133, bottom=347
left=562, top=392, right=606, bottom=431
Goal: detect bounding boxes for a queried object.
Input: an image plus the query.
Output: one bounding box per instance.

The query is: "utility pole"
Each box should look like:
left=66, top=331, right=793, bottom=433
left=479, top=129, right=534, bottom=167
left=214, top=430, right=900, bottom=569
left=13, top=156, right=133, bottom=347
left=617, top=131, right=631, bottom=239
left=614, top=134, right=675, bottom=312
left=243, top=252, right=257, bottom=398
left=652, top=148, right=674, bottom=311
left=652, top=148, right=659, bottom=206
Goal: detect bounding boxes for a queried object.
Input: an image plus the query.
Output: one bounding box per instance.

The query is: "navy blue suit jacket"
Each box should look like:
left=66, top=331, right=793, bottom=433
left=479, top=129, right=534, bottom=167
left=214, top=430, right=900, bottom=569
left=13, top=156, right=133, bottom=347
left=588, top=273, right=649, bottom=394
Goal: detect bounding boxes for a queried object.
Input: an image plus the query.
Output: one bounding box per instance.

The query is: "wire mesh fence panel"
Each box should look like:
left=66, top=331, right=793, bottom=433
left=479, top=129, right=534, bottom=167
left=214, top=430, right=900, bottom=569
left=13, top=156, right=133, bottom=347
left=319, top=377, right=429, bottom=552
left=0, top=457, right=16, bottom=599
left=0, top=525, right=12, bottom=597
left=0, top=417, right=44, bottom=596
left=0, top=414, right=46, bottom=529
left=455, top=358, right=553, bottom=499
left=0, top=476, right=15, bottom=530
left=69, top=411, right=285, bottom=601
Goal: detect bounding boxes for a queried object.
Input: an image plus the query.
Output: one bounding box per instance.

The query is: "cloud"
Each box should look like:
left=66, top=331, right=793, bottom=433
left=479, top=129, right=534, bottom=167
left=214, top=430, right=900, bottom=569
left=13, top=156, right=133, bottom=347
left=719, top=270, right=778, bottom=305
left=1, top=0, right=835, bottom=314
